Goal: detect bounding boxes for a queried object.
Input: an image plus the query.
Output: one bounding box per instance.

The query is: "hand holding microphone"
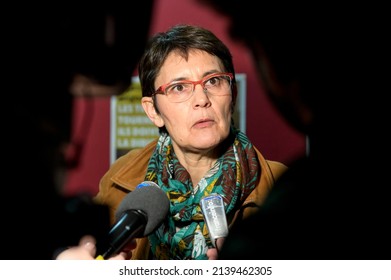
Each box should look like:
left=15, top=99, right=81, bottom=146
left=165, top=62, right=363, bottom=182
left=55, top=181, right=170, bottom=260
left=200, top=194, right=229, bottom=259
left=96, top=181, right=170, bottom=259
left=55, top=181, right=168, bottom=260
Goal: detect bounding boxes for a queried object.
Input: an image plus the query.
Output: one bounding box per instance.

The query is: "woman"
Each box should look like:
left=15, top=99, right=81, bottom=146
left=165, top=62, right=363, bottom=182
left=94, top=24, right=287, bottom=260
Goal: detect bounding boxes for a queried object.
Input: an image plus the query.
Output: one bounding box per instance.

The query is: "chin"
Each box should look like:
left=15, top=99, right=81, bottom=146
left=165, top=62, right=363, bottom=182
left=191, top=137, right=222, bottom=150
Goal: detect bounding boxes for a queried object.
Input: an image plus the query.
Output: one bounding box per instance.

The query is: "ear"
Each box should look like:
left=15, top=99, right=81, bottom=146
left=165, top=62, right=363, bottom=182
left=141, top=97, right=164, bottom=127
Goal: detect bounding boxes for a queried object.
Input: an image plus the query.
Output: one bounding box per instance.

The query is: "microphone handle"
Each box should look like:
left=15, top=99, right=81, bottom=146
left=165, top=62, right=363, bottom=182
left=101, top=209, right=147, bottom=259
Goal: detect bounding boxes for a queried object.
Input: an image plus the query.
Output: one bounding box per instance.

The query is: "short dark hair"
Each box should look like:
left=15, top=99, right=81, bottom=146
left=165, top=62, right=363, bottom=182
left=138, top=24, right=237, bottom=101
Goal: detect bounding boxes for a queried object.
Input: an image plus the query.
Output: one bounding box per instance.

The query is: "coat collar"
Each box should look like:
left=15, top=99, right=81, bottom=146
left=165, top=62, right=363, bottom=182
left=110, top=139, right=157, bottom=191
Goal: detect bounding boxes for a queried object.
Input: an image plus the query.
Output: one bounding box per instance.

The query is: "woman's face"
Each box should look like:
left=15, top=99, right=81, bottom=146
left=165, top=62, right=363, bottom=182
left=142, top=49, right=232, bottom=154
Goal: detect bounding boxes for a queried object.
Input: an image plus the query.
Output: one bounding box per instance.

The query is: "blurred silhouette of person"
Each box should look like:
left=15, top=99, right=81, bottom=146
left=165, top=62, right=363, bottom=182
left=2, top=1, right=154, bottom=259
left=198, top=0, right=390, bottom=259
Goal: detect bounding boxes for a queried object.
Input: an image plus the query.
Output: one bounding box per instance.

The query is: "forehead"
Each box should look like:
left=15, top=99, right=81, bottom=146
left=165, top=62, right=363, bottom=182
left=158, top=49, right=224, bottom=80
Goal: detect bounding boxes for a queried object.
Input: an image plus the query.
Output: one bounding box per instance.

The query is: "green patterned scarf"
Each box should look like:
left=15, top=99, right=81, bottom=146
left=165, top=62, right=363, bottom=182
left=144, top=127, right=260, bottom=259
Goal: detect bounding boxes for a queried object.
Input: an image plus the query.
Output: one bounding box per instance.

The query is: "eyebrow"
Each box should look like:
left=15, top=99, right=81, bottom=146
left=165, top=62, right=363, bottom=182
left=169, top=70, right=224, bottom=82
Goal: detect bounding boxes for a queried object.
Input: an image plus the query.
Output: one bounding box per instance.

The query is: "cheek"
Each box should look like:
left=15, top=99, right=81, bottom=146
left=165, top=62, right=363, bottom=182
left=158, top=104, right=183, bottom=127
left=223, top=100, right=234, bottom=119
left=215, top=102, right=233, bottom=130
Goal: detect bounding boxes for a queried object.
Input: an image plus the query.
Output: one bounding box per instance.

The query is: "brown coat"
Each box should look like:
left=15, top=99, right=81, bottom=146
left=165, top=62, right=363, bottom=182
left=94, top=139, right=287, bottom=259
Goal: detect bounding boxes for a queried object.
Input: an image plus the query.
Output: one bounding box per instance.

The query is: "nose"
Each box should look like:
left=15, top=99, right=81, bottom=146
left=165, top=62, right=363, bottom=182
left=192, top=83, right=211, bottom=107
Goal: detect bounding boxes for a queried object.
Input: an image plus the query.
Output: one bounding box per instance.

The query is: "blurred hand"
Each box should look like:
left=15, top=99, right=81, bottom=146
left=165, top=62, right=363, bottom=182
left=206, top=237, right=225, bottom=260
left=56, top=235, right=136, bottom=260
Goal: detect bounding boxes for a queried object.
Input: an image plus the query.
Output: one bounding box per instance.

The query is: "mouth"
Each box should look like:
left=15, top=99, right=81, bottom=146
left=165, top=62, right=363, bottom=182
left=193, top=118, right=214, bottom=128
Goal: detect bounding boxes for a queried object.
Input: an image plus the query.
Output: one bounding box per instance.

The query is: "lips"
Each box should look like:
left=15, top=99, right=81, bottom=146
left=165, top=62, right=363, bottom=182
left=193, top=118, right=214, bottom=128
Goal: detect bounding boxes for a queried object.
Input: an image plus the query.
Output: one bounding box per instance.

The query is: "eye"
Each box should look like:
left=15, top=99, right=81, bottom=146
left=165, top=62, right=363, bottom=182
left=166, top=83, right=192, bottom=94
left=204, top=76, right=222, bottom=88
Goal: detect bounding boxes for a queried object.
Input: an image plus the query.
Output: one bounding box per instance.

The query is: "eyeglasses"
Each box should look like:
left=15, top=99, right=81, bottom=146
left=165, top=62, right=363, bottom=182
left=153, top=72, right=233, bottom=103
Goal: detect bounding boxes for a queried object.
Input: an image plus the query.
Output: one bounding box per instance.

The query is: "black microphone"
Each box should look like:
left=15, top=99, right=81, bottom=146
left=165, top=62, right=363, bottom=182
left=98, top=181, right=169, bottom=259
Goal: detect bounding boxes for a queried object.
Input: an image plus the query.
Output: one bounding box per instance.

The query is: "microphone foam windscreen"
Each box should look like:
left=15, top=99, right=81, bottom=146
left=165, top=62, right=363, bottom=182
left=115, top=181, right=170, bottom=236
